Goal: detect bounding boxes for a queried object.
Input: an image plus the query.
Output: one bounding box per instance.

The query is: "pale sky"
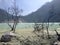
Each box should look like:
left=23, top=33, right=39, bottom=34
left=0, top=0, right=53, bottom=16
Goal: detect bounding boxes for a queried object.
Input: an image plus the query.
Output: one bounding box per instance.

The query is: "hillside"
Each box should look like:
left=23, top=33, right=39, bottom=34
left=0, top=9, right=24, bottom=23
left=0, top=9, right=12, bottom=22
left=22, top=0, right=60, bottom=22
left=0, top=0, right=60, bottom=23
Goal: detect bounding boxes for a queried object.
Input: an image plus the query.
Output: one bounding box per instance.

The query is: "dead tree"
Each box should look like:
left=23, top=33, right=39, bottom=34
left=33, top=23, right=40, bottom=32
left=0, top=0, right=23, bottom=42
left=7, top=0, right=23, bottom=33
left=33, top=23, right=44, bottom=38
left=46, top=4, right=55, bottom=39
left=55, top=30, right=60, bottom=41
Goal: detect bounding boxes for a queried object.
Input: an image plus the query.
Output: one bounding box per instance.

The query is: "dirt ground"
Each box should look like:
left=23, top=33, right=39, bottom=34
left=0, top=29, right=59, bottom=45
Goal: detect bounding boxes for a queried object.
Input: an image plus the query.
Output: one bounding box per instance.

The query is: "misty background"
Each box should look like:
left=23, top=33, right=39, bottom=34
left=0, top=0, right=52, bottom=15
left=0, top=0, right=60, bottom=22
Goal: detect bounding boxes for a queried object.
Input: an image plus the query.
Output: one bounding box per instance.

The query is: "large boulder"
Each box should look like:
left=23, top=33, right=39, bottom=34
left=0, top=31, right=16, bottom=42
left=0, top=35, right=11, bottom=42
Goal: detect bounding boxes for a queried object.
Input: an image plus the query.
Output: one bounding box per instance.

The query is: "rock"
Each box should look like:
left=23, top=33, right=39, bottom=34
left=54, top=41, right=60, bottom=45
left=4, top=31, right=16, bottom=37
left=0, top=35, right=11, bottom=42
left=0, top=31, right=18, bottom=43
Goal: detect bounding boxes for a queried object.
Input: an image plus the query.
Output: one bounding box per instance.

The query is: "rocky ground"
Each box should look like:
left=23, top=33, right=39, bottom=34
left=0, top=30, right=59, bottom=45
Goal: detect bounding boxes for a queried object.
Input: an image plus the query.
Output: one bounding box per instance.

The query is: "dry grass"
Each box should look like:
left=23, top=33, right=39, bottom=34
left=0, top=29, right=59, bottom=45
left=0, top=29, right=59, bottom=37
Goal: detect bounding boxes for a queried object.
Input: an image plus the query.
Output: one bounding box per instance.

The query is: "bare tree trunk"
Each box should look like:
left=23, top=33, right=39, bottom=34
left=41, top=23, right=44, bottom=39
left=46, top=21, right=50, bottom=39
left=6, top=0, right=22, bottom=33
